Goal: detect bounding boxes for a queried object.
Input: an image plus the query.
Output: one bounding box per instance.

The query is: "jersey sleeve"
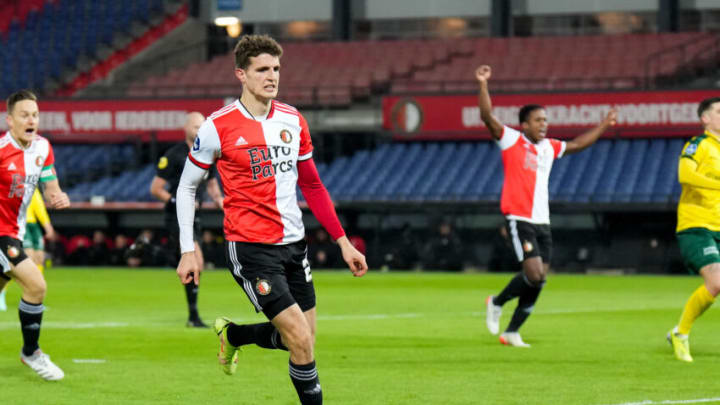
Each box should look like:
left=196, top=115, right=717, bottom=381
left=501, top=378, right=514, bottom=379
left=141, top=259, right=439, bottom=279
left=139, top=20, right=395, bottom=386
left=549, top=138, right=567, bottom=159
left=298, top=113, right=313, bottom=161
left=188, top=120, right=221, bottom=170
left=681, top=136, right=705, bottom=162
left=39, top=141, right=57, bottom=183
left=496, top=125, right=521, bottom=151
left=155, top=152, right=175, bottom=181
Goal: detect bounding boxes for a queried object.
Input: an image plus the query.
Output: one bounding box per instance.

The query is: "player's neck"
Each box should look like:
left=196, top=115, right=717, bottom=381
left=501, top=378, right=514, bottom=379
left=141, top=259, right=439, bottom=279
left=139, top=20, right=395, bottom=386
left=705, top=128, right=720, bottom=141
left=9, top=131, right=32, bottom=149
left=239, top=93, right=271, bottom=119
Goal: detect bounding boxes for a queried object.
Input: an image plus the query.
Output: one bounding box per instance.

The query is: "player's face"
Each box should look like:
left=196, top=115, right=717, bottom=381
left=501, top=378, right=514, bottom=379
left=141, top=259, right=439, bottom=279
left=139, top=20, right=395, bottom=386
left=702, top=102, right=720, bottom=134
left=236, top=53, right=280, bottom=101
left=6, top=99, right=39, bottom=146
left=521, top=109, right=548, bottom=142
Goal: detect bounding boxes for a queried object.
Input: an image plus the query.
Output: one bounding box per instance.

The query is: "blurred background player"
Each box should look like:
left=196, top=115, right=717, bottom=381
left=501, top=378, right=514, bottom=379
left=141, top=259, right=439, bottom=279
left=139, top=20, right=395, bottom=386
left=0, top=90, right=70, bottom=380
left=667, top=96, right=720, bottom=362
left=150, top=111, right=223, bottom=328
left=175, top=35, right=367, bottom=405
left=476, top=65, right=617, bottom=347
left=0, top=188, right=55, bottom=311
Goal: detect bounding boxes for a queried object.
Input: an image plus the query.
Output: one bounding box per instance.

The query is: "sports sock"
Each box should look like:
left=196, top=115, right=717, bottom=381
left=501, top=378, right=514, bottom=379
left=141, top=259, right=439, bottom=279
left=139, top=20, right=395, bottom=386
left=184, top=283, right=199, bottom=320
left=289, top=360, right=322, bottom=405
left=18, top=299, right=44, bottom=356
left=505, top=280, right=545, bottom=333
left=493, top=272, right=533, bottom=306
left=678, top=284, right=716, bottom=335
left=226, top=322, right=287, bottom=350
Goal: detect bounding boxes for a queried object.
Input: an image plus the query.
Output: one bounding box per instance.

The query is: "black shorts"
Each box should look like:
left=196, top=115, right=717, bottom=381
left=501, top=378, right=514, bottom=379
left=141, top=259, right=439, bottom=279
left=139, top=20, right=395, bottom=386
left=505, top=219, right=552, bottom=263
left=225, top=239, right=315, bottom=320
left=0, top=236, right=29, bottom=280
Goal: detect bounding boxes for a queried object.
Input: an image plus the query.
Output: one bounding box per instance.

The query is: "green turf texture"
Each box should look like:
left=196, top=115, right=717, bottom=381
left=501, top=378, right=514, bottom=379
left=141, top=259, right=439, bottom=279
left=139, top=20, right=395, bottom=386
left=1, top=268, right=718, bottom=405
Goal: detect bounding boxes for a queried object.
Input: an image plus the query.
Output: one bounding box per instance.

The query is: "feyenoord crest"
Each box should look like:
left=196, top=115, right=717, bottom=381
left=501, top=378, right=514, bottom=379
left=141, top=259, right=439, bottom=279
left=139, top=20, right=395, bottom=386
left=35, top=155, right=43, bottom=167
left=523, top=241, right=533, bottom=253
left=256, top=279, right=272, bottom=295
left=7, top=245, right=19, bottom=258
left=279, top=129, right=292, bottom=144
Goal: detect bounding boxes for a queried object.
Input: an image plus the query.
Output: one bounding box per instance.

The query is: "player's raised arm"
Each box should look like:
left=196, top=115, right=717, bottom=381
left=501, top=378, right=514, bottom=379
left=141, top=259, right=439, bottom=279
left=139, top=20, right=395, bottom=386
left=564, top=109, right=617, bottom=155
left=475, top=65, right=504, bottom=140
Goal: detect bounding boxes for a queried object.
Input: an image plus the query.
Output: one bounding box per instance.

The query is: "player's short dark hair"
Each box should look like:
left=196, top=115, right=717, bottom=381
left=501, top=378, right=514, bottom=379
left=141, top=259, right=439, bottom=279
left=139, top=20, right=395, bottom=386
left=6, top=89, right=37, bottom=114
left=519, top=104, right=544, bottom=124
left=697, top=97, right=720, bottom=118
left=234, top=34, right=283, bottom=70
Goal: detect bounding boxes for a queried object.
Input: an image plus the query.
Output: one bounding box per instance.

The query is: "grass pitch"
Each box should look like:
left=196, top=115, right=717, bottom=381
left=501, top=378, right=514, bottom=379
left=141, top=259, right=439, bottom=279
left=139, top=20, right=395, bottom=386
left=1, top=268, right=718, bottom=405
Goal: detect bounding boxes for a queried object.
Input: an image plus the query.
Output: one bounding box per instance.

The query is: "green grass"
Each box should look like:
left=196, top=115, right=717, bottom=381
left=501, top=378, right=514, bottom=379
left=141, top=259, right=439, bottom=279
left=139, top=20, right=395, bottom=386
left=1, top=268, right=719, bottom=405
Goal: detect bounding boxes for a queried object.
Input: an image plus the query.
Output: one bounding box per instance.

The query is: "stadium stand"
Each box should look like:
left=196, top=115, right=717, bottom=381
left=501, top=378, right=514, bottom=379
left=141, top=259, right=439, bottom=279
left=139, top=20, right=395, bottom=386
left=61, top=139, right=684, bottom=204
left=123, top=32, right=718, bottom=106
left=0, top=0, right=185, bottom=98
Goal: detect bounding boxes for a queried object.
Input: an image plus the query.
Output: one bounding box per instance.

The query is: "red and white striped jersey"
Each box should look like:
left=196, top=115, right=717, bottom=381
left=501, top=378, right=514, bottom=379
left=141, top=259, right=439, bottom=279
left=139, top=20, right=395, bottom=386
left=188, top=100, right=313, bottom=244
left=0, top=132, right=56, bottom=239
left=497, top=125, right=565, bottom=224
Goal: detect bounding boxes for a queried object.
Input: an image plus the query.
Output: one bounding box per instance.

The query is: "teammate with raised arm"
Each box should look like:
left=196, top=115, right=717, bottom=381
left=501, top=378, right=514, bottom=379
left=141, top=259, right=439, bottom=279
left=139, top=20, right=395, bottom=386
left=476, top=65, right=617, bottom=347
left=175, top=35, right=367, bottom=405
left=0, top=90, right=70, bottom=380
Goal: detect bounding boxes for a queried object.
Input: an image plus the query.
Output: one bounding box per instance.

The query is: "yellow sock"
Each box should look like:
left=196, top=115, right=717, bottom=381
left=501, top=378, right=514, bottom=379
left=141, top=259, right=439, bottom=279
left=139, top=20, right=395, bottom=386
left=678, top=284, right=716, bottom=335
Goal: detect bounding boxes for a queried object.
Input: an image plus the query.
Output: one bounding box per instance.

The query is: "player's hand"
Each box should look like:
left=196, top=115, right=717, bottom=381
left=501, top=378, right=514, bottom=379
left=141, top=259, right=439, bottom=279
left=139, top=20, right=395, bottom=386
left=48, top=192, right=70, bottom=209
left=475, top=65, right=492, bottom=83
left=604, top=108, right=618, bottom=126
left=177, top=252, right=201, bottom=285
left=337, top=236, right=368, bottom=277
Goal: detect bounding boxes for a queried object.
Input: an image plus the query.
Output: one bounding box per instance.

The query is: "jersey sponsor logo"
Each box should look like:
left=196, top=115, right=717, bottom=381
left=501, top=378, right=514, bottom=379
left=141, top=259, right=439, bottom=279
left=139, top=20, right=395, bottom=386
left=684, top=143, right=698, bottom=156
left=247, top=146, right=294, bottom=181
left=279, top=129, right=292, bottom=144
left=255, top=279, right=272, bottom=295
left=7, top=162, right=16, bottom=171
left=703, top=246, right=719, bottom=256
left=35, top=155, right=43, bottom=167
left=193, top=136, right=200, bottom=151
left=523, top=151, right=538, bottom=171
left=8, top=173, right=39, bottom=198
left=157, top=156, right=169, bottom=169
left=235, top=136, right=248, bottom=146
left=7, top=245, right=19, bottom=259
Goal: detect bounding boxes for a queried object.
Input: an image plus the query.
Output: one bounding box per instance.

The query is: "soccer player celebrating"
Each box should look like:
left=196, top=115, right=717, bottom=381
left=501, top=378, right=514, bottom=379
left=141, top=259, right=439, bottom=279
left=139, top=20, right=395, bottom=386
left=476, top=65, right=616, bottom=347
left=149, top=112, right=223, bottom=328
left=175, top=35, right=367, bottom=404
left=667, top=97, right=720, bottom=362
left=0, top=90, right=70, bottom=380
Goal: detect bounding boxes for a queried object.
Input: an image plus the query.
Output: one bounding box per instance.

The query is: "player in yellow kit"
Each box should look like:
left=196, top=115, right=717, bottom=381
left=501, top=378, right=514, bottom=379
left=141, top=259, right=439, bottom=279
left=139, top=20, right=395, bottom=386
left=0, top=189, right=55, bottom=311
left=667, top=96, right=720, bottom=362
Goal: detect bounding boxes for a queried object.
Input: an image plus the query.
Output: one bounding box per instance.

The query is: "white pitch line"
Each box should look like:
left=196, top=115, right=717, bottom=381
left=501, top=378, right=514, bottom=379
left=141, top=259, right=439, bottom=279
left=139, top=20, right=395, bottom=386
left=601, top=397, right=720, bottom=405
left=0, top=321, right=128, bottom=330
left=0, top=305, right=679, bottom=329
left=72, top=359, right=107, bottom=364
